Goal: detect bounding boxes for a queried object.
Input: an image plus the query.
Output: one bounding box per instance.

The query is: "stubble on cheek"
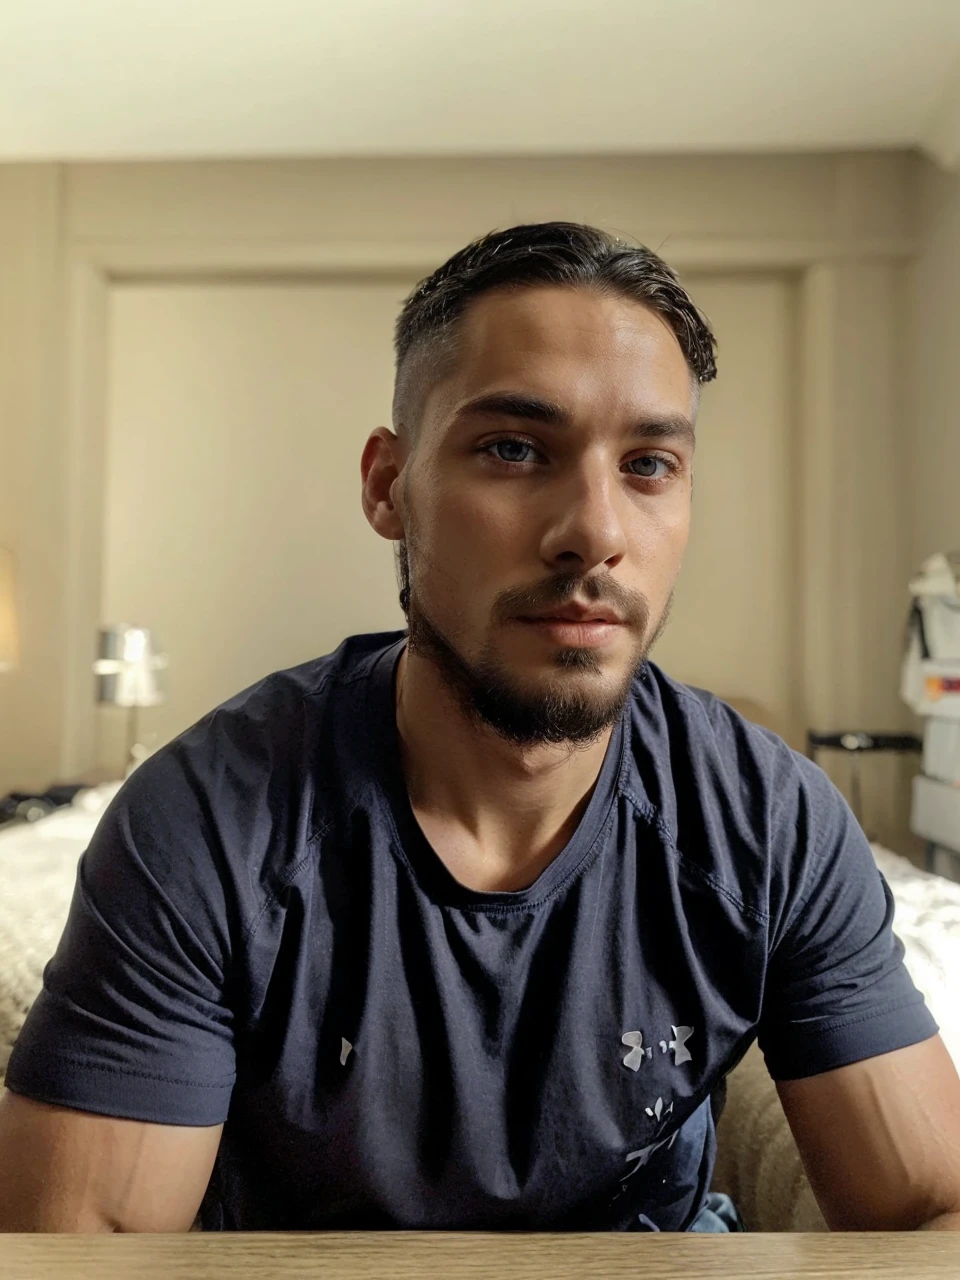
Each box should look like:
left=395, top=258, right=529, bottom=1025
left=417, top=479, right=524, bottom=616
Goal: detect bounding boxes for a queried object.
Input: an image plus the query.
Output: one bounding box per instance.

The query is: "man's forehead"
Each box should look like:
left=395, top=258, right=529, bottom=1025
left=432, top=286, right=698, bottom=417
left=462, top=285, right=675, bottom=351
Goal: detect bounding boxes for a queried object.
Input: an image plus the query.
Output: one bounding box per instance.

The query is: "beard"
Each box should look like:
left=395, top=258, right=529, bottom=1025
left=397, top=544, right=670, bottom=747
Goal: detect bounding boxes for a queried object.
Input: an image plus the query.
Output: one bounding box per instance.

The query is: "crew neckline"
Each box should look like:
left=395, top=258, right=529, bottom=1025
left=366, top=638, right=626, bottom=911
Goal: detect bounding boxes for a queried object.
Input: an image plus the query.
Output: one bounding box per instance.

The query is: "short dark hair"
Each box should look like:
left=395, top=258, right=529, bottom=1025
left=393, top=221, right=717, bottom=431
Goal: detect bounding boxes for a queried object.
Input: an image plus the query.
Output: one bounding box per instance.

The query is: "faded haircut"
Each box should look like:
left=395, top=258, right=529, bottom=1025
left=392, top=221, right=717, bottom=434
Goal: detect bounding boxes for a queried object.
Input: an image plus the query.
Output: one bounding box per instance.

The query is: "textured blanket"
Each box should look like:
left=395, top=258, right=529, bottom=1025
left=0, top=784, right=120, bottom=1082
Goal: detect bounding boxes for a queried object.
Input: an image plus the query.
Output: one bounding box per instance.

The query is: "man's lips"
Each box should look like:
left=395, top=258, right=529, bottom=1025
left=517, top=607, right=624, bottom=625
left=512, top=606, right=625, bottom=648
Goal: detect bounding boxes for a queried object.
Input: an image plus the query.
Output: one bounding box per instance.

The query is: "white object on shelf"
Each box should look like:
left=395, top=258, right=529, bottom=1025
left=923, top=718, right=960, bottom=786
left=901, top=551, right=960, bottom=719
left=911, top=772, right=960, bottom=853
left=901, top=658, right=960, bottom=720
left=908, top=551, right=960, bottom=600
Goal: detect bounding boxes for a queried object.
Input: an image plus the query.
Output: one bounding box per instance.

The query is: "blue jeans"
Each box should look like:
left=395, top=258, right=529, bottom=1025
left=689, top=1192, right=745, bottom=1232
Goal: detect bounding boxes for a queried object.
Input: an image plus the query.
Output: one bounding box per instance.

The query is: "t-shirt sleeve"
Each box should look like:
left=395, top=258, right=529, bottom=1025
left=5, top=745, right=237, bottom=1126
left=757, top=757, right=938, bottom=1082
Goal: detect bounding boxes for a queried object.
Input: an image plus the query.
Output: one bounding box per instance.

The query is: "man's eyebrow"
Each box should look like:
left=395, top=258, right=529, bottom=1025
left=455, top=392, right=568, bottom=426
left=627, top=416, right=697, bottom=447
left=456, top=392, right=695, bottom=446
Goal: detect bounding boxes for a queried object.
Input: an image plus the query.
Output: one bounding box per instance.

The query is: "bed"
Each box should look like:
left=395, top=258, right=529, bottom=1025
left=1, top=784, right=958, bottom=1231
left=0, top=781, right=122, bottom=1085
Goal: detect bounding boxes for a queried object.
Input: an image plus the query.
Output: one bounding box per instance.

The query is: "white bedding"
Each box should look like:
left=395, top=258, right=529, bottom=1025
left=0, top=782, right=120, bottom=1080
left=1, top=790, right=958, bottom=1233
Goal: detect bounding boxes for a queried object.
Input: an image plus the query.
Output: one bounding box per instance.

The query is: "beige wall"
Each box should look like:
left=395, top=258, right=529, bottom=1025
left=0, top=168, right=64, bottom=796
left=0, top=153, right=920, bottom=849
left=96, top=271, right=800, bottom=771
left=908, top=157, right=960, bottom=569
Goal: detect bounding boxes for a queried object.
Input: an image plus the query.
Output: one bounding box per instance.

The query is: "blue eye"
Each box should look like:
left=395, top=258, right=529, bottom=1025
left=626, top=455, right=670, bottom=479
left=489, top=439, right=536, bottom=463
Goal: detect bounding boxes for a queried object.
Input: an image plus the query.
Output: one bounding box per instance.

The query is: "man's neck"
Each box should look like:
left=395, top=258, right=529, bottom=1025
left=394, top=645, right=613, bottom=893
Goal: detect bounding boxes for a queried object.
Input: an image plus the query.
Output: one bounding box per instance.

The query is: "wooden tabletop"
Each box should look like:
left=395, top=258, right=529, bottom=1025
left=0, top=1232, right=958, bottom=1280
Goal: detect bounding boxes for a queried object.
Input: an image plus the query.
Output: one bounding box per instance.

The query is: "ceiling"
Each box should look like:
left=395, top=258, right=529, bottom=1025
left=3, top=0, right=960, bottom=165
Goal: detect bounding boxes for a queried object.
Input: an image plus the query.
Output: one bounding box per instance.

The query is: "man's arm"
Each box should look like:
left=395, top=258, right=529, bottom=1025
left=0, top=1089, right=222, bottom=1232
left=0, top=743, right=240, bottom=1231
left=776, top=1036, right=960, bottom=1231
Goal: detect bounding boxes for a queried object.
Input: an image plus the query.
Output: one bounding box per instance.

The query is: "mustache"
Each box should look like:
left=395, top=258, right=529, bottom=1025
left=493, top=573, right=650, bottom=630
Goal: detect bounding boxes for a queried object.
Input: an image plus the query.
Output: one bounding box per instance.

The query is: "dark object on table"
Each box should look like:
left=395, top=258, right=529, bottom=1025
left=806, top=730, right=922, bottom=827
left=0, top=784, right=86, bottom=828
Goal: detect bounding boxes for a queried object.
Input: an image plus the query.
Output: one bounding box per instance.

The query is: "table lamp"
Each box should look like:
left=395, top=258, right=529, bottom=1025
left=93, top=624, right=168, bottom=767
left=0, top=548, right=19, bottom=674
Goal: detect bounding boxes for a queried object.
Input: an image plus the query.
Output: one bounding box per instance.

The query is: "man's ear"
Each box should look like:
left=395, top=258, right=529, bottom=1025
left=361, top=427, right=406, bottom=541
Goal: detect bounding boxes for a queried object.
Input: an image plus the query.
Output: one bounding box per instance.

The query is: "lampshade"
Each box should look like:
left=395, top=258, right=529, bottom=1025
left=93, top=625, right=168, bottom=707
left=0, top=548, right=19, bottom=673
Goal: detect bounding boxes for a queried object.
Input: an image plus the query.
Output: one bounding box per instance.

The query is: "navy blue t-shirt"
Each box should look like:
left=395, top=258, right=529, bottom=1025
left=7, top=632, right=937, bottom=1231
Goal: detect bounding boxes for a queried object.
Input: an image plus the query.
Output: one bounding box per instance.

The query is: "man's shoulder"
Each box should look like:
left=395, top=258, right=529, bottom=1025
left=626, top=660, right=800, bottom=778
left=623, top=663, right=843, bottom=908
left=108, top=631, right=403, bottom=886
left=164, top=626, right=404, bottom=782
left=158, top=629, right=401, bottom=762
left=207, top=630, right=404, bottom=729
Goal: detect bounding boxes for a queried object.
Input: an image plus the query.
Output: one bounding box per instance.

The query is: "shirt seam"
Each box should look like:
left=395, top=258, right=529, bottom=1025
left=18, top=1054, right=237, bottom=1090
left=621, top=786, right=770, bottom=925
left=138, top=728, right=237, bottom=983
left=240, top=816, right=335, bottom=946
left=764, top=992, right=931, bottom=1043
left=770, top=778, right=843, bottom=954
left=663, top=678, right=802, bottom=901
left=240, top=644, right=403, bottom=945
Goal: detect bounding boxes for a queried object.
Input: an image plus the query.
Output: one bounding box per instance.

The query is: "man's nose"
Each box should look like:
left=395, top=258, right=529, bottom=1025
left=538, top=459, right=628, bottom=574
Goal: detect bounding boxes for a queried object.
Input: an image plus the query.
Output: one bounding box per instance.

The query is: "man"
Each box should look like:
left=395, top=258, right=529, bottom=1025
left=1, top=222, right=959, bottom=1234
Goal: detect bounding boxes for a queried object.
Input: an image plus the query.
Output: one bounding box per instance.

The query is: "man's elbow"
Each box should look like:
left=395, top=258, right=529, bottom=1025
left=919, top=1206, right=960, bottom=1231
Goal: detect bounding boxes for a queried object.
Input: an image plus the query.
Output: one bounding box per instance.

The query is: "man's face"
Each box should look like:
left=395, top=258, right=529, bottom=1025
left=397, top=285, right=697, bottom=744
